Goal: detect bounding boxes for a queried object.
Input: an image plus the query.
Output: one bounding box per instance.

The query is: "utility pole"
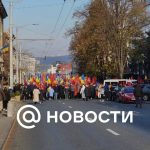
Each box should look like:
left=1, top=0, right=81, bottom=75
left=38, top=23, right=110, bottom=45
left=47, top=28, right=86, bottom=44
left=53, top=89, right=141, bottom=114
left=16, top=28, right=19, bottom=83
left=9, top=0, right=13, bottom=88
left=19, top=44, right=22, bottom=84
left=15, top=24, right=39, bottom=84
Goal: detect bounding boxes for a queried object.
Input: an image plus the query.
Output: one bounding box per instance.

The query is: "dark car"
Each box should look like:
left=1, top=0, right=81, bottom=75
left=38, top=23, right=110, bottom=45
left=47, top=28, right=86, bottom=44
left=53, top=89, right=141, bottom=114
left=142, top=84, right=150, bottom=101
left=117, top=87, right=135, bottom=103
left=112, top=86, right=122, bottom=101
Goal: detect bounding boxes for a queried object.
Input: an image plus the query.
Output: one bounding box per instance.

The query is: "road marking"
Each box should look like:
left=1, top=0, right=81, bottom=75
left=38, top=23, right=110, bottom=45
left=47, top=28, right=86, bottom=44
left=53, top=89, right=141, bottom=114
left=106, top=129, right=120, bottom=136
left=99, top=100, right=105, bottom=102
left=63, top=103, right=65, bottom=105
left=68, top=106, right=72, bottom=108
left=133, top=111, right=140, bottom=114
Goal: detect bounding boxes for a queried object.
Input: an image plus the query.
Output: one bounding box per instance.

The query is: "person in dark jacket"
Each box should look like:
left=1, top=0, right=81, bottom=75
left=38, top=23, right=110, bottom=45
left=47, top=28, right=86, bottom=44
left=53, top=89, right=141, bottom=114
left=22, top=87, right=28, bottom=100
left=104, top=84, right=109, bottom=101
left=39, top=88, right=45, bottom=103
left=58, top=84, right=64, bottom=99
left=54, top=85, right=59, bottom=100
left=85, top=84, right=90, bottom=101
left=134, top=84, right=143, bottom=108
left=3, top=87, right=10, bottom=110
left=109, top=84, right=113, bottom=101
left=91, top=84, right=96, bottom=99
left=70, top=84, right=74, bottom=99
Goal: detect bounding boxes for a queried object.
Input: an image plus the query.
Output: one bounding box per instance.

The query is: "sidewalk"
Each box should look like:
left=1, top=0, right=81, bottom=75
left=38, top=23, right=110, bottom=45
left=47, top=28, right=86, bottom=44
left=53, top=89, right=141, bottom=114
left=0, top=101, right=24, bottom=149
left=0, top=113, right=14, bottom=149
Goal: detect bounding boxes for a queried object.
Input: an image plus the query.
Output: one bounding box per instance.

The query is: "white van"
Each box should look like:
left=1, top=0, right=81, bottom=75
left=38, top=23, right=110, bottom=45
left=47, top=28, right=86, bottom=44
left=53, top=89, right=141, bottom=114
left=104, top=79, right=137, bottom=87
left=104, top=79, right=126, bottom=87
left=126, top=79, right=137, bottom=86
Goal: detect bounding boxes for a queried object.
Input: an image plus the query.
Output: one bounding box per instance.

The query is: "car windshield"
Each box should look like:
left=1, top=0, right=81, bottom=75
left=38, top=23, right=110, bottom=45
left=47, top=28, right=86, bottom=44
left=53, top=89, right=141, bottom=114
left=124, top=88, right=134, bottom=93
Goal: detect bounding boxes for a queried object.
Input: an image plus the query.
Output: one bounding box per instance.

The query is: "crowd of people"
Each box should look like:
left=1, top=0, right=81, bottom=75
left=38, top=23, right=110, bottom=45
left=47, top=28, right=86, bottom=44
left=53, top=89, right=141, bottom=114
left=22, top=82, right=100, bottom=103
left=21, top=81, right=129, bottom=103
left=21, top=79, right=144, bottom=108
left=0, top=73, right=145, bottom=112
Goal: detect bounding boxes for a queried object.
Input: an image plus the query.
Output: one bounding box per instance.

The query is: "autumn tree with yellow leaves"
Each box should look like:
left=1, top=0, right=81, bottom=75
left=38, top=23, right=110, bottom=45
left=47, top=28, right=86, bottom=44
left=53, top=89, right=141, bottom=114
left=69, top=0, right=149, bottom=78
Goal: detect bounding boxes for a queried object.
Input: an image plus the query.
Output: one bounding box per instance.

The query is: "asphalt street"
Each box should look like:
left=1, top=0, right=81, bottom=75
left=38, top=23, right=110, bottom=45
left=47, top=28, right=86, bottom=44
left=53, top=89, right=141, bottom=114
left=3, top=99, right=150, bottom=150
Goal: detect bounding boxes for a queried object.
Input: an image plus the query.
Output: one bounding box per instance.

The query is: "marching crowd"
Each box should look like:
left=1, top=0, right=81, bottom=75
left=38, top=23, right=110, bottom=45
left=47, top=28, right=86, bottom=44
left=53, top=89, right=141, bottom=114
left=22, top=82, right=103, bottom=103
left=0, top=76, right=145, bottom=112
left=22, top=81, right=145, bottom=109
left=21, top=82, right=125, bottom=103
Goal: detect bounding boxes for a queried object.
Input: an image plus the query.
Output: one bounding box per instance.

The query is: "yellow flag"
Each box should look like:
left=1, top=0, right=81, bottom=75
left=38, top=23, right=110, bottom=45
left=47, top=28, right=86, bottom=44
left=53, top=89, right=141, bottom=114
left=2, top=45, right=9, bottom=53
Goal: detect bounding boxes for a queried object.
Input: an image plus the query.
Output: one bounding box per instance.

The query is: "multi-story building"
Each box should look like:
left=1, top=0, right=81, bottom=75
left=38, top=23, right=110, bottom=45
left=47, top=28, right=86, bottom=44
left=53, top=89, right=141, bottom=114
left=0, top=0, right=7, bottom=81
left=47, top=65, right=57, bottom=74
left=57, top=63, right=72, bottom=75
left=20, top=53, right=36, bottom=83
left=0, top=0, right=7, bottom=48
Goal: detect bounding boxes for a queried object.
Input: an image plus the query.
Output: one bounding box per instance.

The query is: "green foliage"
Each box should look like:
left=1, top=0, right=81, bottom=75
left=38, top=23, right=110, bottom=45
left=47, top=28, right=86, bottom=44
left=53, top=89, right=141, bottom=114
left=130, top=31, right=150, bottom=76
left=15, top=91, right=20, bottom=96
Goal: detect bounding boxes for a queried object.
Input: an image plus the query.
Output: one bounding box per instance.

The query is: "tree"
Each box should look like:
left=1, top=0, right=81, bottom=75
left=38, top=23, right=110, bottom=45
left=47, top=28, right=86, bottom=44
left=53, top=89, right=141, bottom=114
left=130, top=30, right=150, bottom=77
left=69, top=0, right=149, bottom=78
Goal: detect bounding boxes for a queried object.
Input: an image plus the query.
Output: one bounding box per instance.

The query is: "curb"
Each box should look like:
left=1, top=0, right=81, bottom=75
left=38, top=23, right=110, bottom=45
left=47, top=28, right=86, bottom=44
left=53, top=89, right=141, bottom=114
left=1, top=116, right=16, bottom=150
left=1, top=102, right=24, bottom=150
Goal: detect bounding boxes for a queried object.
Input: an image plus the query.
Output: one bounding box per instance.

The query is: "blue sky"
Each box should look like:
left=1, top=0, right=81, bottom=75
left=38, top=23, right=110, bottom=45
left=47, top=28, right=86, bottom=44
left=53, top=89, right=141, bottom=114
left=3, top=0, right=90, bottom=57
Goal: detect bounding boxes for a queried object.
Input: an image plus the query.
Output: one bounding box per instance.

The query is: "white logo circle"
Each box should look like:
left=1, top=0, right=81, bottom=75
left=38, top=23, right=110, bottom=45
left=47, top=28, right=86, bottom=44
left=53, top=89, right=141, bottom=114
left=17, top=105, right=41, bottom=129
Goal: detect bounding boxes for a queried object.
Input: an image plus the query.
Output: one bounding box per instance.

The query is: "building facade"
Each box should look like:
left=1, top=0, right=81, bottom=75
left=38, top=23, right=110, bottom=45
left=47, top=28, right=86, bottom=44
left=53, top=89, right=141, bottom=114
left=20, top=53, right=36, bottom=83
left=0, top=0, right=7, bottom=84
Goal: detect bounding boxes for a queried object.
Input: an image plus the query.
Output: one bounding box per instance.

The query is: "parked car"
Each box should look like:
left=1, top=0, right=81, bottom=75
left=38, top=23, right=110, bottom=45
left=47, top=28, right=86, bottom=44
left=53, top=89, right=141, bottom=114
left=142, top=84, right=150, bottom=101
left=117, top=87, right=135, bottom=103
left=112, top=86, right=122, bottom=101
left=140, top=83, right=146, bottom=89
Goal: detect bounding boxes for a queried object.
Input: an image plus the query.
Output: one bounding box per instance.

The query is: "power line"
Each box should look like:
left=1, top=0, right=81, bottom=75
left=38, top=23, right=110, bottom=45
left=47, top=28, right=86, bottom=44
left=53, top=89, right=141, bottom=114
left=46, top=0, right=76, bottom=55
left=42, top=41, right=52, bottom=59
left=3, top=2, right=66, bottom=9
left=57, top=0, right=76, bottom=36
left=13, top=3, right=65, bottom=10
left=42, top=0, right=68, bottom=59
left=22, top=27, right=50, bottom=37
left=17, top=39, right=53, bottom=41
left=51, top=0, right=66, bottom=34
left=45, top=0, right=76, bottom=56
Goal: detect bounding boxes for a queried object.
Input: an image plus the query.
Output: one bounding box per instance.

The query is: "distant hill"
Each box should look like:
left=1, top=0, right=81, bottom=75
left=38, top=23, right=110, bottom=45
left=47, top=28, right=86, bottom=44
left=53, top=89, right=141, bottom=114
left=36, top=55, right=73, bottom=71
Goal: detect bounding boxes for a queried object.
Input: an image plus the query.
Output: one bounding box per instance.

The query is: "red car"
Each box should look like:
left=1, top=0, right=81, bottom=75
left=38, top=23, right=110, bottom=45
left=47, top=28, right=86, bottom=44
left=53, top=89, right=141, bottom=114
left=117, top=87, right=135, bottom=103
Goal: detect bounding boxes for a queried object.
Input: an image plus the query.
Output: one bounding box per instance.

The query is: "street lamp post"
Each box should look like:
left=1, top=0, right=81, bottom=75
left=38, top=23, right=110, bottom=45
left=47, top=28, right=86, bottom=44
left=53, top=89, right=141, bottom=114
left=9, top=0, right=13, bottom=89
left=16, top=27, right=19, bottom=83
left=19, top=44, right=22, bottom=83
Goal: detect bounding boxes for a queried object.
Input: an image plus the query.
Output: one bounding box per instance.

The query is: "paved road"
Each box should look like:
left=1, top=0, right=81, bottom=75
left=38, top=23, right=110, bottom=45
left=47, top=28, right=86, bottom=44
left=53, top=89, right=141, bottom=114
left=3, top=100, right=150, bottom=150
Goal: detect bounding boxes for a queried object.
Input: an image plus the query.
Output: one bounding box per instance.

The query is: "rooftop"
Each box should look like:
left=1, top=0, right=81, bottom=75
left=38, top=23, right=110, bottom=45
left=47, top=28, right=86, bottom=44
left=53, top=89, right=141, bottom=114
left=0, top=0, right=7, bottom=19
